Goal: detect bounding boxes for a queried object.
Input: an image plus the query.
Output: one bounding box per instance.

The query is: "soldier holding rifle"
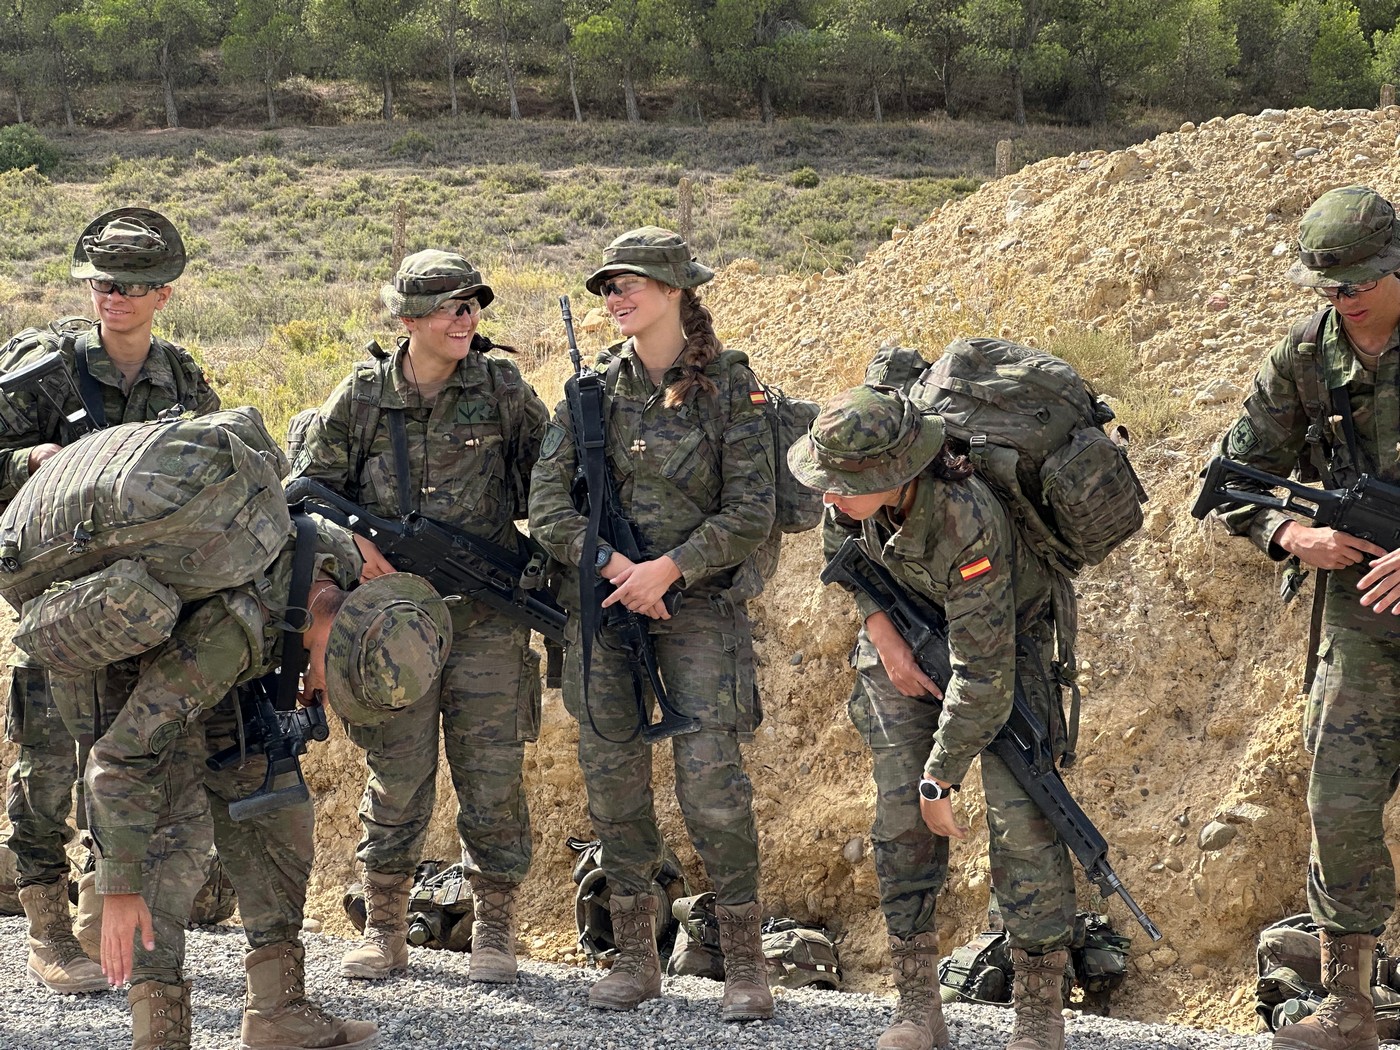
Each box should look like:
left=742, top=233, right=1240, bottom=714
left=528, top=227, right=776, bottom=1021
left=1204, top=185, right=1400, bottom=1050
left=790, top=386, right=1078, bottom=1050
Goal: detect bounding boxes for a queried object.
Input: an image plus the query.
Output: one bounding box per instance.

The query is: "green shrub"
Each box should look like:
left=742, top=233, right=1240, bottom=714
left=0, top=125, right=59, bottom=175
left=789, top=166, right=819, bottom=189
left=389, top=130, right=435, bottom=159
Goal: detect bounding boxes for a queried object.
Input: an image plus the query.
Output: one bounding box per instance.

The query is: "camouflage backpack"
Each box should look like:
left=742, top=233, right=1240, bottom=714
left=867, top=340, right=1147, bottom=574
left=938, top=911, right=1130, bottom=1012
left=568, top=835, right=688, bottom=964
left=284, top=408, right=318, bottom=467
left=0, top=408, right=291, bottom=675
left=1256, top=914, right=1400, bottom=1037
left=761, top=917, right=842, bottom=990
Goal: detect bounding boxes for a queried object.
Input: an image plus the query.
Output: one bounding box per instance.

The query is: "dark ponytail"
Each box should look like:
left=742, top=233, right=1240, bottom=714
left=665, top=288, right=722, bottom=407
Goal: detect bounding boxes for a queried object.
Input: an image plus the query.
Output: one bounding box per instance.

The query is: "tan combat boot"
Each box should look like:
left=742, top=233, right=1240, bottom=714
left=241, top=940, right=378, bottom=1050
left=1007, top=948, right=1068, bottom=1050
left=20, top=878, right=107, bottom=993
left=1273, top=932, right=1378, bottom=1050
left=128, top=979, right=192, bottom=1050
left=588, top=892, right=662, bottom=1011
left=878, top=931, right=949, bottom=1050
left=340, top=870, right=410, bottom=980
left=74, top=870, right=103, bottom=963
left=715, top=900, right=774, bottom=1022
left=468, top=877, right=518, bottom=984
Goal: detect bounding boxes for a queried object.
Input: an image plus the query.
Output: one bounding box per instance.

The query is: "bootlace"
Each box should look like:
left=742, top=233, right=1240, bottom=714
left=720, top=911, right=766, bottom=986
left=363, top=879, right=409, bottom=947
left=611, top=904, right=654, bottom=977
left=473, top=889, right=513, bottom=954
left=890, top=946, right=936, bottom=1024
left=36, top=882, right=87, bottom=965
left=1011, top=963, right=1056, bottom=1044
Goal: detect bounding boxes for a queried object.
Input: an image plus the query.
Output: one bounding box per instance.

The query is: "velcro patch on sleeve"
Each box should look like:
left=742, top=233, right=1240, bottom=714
left=958, top=556, right=993, bottom=581
left=749, top=389, right=769, bottom=405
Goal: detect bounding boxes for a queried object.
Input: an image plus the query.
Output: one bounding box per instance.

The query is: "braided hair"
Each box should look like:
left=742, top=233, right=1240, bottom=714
left=664, top=288, right=722, bottom=407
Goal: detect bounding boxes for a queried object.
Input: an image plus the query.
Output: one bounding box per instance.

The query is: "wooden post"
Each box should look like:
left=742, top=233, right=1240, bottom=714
left=995, top=140, right=1013, bottom=179
left=1382, top=83, right=1396, bottom=108
left=392, top=201, right=407, bottom=269
left=678, top=177, right=693, bottom=244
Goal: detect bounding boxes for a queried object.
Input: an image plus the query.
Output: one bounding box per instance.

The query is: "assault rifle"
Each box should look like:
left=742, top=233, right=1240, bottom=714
left=559, top=295, right=698, bottom=743
left=1192, top=456, right=1400, bottom=552
left=0, top=351, right=96, bottom=443
left=284, top=477, right=568, bottom=646
left=820, top=537, right=1163, bottom=942
left=206, top=674, right=330, bottom=821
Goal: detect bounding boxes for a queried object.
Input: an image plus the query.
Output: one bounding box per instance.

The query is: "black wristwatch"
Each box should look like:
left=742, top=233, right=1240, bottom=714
left=594, top=544, right=614, bottom=576
left=918, top=779, right=951, bottom=802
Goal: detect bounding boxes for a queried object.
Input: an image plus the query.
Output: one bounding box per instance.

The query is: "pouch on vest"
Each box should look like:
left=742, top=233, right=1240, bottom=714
left=761, top=917, right=842, bottom=990
left=15, top=559, right=182, bottom=675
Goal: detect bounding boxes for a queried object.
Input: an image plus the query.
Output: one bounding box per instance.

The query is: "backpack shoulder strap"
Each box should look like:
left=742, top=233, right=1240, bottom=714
left=69, top=331, right=107, bottom=429
left=347, top=355, right=392, bottom=502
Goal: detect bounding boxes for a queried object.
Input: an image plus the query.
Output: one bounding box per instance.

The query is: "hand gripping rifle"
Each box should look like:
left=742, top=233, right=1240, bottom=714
left=559, top=296, right=698, bottom=743
left=820, top=536, right=1162, bottom=942
left=284, top=477, right=568, bottom=647
left=1191, top=455, right=1400, bottom=553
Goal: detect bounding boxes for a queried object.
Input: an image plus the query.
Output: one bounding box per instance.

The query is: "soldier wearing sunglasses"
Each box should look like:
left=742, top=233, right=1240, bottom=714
left=0, top=207, right=219, bottom=998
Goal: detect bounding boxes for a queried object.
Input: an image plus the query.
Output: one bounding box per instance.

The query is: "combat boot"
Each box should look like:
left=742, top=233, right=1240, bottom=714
left=340, top=870, right=410, bottom=980
left=468, top=877, right=518, bottom=984
left=1007, top=948, right=1068, bottom=1050
left=1273, top=932, right=1378, bottom=1050
left=878, top=931, right=949, bottom=1050
left=241, top=940, right=378, bottom=1050
left=74, top=870, right=103, bottom=963
left=588, top=893, right=662, bottom=1011
left=129, top=979, right=191, bottom=1050
left=19, top=877, right=107, bottom=993
left=715, top=900, right=774, bottom=1022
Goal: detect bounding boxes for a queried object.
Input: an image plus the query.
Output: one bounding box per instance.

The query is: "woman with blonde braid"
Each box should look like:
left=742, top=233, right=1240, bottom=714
left=529, top=227, right=777, bottom=1021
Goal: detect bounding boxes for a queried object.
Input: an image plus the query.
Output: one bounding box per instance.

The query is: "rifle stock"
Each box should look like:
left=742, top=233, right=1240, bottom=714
left=820, top=537, right=1162, bottom=942
left=1192, top=455, right=1400, bottom=552
left=285, top=477, right=567, bottom=645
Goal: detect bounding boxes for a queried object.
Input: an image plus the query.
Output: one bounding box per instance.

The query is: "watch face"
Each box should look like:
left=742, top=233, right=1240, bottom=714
left=918, top=780, right=944, bottom=802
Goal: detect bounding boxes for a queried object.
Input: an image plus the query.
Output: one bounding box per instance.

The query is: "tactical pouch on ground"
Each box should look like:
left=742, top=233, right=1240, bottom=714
left=1255, top=914, right=1400, bottom=1037
left=15, top=559, right=182, bottom=674
left=1072, top=911, right=1130, bottom=1010
left=342, top=860, right=474, bottom=952
left=761, top=917, right=842, bottom=990
left=667, top=892, right=725, bottom=979
left=938, top=928, right=1015, bottom=1006
left=568, top=835, right=687, bottom=965
left=939, top=912, right=1125, bottom=1009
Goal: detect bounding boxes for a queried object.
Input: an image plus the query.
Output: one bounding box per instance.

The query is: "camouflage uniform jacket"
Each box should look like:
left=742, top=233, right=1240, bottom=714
left=530, top=342, right=777, bottom=602
left=86, top=524, right=358, bottom=895
left=0, top=323, right=219, bottom=501
left=288, top=341, right=548, bottom=553
left=825, top=468, right=1054, bottom=786
left=1218, top=307, right=1400, bottom=555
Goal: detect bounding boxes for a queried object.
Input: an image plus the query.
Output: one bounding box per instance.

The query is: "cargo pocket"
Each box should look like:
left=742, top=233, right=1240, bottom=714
left=345, top=721, right=386, bottom=754
left=518, top=646, right=543, bottom=743
left=1304, top=633, right=1336, bottom=757
left=4, top=664, right=51, bottom=747
left=661, top=428, right=721, bottom=511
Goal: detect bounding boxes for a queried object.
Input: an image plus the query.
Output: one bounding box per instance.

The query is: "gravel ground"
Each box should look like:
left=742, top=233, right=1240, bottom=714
left=0, top=916, right=1265, bottom=1050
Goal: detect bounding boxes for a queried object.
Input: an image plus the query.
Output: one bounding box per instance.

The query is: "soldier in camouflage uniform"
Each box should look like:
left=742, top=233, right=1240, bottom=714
left=528, top=227, right=776, bottom=1021
left=0, top=208, right=220, bottom=996
left=1210, top=185, right=1400, bottom=1050
left=790, top=386, right=1076, bottom=1050
left=288, top=250, right=548, bottom=984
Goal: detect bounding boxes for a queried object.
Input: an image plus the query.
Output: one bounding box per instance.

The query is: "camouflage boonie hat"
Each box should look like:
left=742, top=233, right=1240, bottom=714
left=585, top=226, right=715, bottom=295
left=71, top=207, right=186, bottom=285
left=1286, top=186, right=1400, bottom=287
left=324, top=573, right=452, bottom=727
left=787, top=385, right=945, bottom=496
left=381, top=249, right=495, bottom=318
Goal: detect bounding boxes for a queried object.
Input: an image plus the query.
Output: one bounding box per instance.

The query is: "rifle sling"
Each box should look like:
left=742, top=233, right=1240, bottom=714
left=565, top=371, right=609, bottom=697
left=277, top=512, right=318, bottom=709
left=386, top=407, right=413, bottom=516
left=71, top=333, right=107, bottom=429
left=1303, top=569, right=1329, bottom=695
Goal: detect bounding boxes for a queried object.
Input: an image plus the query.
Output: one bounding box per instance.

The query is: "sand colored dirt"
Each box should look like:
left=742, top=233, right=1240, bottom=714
left=6, top=104, right=1400, bottom=1035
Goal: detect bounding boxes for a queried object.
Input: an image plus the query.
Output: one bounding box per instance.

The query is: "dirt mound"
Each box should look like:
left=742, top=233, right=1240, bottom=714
left=285, top=105, right=1400, bottom=1031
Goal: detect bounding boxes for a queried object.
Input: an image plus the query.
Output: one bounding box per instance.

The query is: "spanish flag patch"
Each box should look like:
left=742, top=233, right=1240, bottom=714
left=958, top=556, right=993, bottom=581
left=749, top=389, right=769, bottom=405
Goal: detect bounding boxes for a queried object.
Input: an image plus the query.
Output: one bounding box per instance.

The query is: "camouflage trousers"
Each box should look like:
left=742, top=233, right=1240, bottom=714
left=4, top=662, right=130, bottom=886
left=348, top=612, right=539, bottom=884
left=1304, top=585, right=1400, bottom=934
left=562, top=594, right=762, bottom=904
left=849, top=630, right=1075, bottom=953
